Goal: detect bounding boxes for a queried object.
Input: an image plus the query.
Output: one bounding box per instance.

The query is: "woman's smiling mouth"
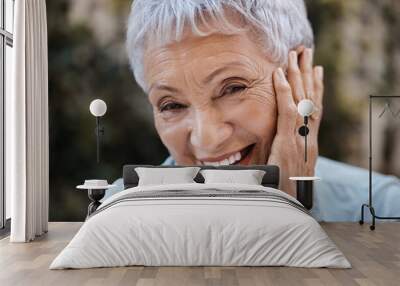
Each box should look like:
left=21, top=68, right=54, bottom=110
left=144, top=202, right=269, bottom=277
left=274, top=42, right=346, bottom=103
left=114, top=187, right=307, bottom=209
left=196, top=144, right=256, bottom=166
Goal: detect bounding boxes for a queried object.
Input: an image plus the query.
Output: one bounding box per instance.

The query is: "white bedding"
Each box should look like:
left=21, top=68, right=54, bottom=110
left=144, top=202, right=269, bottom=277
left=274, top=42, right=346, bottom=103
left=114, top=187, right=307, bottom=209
left=50, top=183, right=350, bottom=269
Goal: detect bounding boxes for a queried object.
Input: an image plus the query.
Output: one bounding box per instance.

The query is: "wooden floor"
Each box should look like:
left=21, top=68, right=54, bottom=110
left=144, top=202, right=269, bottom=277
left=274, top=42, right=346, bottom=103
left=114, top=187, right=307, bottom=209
left=0, top=222, right=399, bottom=286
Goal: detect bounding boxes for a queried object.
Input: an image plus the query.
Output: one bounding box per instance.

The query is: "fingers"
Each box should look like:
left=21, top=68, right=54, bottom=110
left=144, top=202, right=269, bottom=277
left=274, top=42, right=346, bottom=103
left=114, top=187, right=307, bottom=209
left=287, top=50, right=305, bottom=103
left=273, top=67, right=297, bottom=135
left=297, top=48, right=324, bottom=121
left=313, top=66, right=324, bottom=108
left=299, top=48, right=314, bottom=100
left=295, top=45, right=305, bottom=55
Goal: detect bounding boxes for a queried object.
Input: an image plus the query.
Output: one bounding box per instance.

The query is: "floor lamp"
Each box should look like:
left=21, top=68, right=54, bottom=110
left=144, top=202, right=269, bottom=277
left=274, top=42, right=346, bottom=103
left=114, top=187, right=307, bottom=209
left=290, top=99, right=320, bottom=210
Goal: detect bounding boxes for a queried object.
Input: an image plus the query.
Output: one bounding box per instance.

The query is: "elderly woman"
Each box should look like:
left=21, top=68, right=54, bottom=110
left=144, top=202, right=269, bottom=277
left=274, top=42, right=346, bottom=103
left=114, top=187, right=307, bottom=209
left=110, top=0, right=400, bottom=220
left=127, top=0, right=322, bottom=198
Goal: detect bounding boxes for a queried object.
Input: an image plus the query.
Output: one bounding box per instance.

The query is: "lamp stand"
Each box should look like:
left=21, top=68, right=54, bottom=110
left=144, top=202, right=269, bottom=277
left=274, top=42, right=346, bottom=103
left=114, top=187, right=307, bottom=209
left=95, top=117, right=104, bottom=163
left=87, top=189, right=106, bottom=218
left=292, top=116, right=316, bottom=210
left=298, top=116, right=310, bottom=162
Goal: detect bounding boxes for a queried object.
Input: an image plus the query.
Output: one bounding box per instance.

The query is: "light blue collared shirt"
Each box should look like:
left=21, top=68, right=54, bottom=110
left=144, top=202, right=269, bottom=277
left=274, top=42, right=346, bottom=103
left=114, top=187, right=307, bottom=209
left=106, top=156, right=400, bottom=222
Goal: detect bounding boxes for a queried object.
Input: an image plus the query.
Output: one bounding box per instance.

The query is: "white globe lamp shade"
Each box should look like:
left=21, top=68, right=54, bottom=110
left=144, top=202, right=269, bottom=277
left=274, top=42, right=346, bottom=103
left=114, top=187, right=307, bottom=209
left=297, top=99, right=315, bottom=117
left=89, top=99, right=107, bottom=117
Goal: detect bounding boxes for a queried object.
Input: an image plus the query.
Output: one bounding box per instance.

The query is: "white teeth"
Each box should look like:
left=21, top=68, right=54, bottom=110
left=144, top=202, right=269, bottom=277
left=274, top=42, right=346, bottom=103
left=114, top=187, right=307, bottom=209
left=220, top=159, right=230, bottom=166
left=234, top=152, right=241, bottom=161
left=204, top=161, right=218, bottom=166
left=201, top=151, right=242, bottom=166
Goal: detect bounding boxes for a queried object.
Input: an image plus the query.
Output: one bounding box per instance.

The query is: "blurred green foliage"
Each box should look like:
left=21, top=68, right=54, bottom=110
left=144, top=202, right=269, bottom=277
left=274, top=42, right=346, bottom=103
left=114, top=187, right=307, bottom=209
left=48, top=0, right=168, bottom=221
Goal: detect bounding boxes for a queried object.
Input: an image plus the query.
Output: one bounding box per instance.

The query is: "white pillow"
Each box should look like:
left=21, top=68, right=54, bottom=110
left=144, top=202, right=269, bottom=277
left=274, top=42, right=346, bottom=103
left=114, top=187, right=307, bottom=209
left=135, top=167, right=201, bottom=186
left=200, top=169, right=266, bottom=185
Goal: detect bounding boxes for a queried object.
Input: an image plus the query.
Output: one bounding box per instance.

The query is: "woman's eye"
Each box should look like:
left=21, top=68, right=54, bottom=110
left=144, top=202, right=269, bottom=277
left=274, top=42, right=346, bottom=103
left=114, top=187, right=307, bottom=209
left=159, top=102, right=186, bottom=112
left=222, top=85, right=246, bottom=96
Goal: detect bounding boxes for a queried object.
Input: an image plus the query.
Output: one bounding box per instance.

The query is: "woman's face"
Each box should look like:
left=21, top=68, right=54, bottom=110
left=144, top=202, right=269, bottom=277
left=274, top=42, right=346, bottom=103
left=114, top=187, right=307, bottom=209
left=143, top=32, right=278, bottom=166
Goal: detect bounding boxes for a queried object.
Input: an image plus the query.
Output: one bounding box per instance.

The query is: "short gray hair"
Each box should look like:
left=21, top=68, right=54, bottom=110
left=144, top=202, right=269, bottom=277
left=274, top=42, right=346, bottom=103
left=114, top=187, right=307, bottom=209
left=126, top=0, right=314, bottom=92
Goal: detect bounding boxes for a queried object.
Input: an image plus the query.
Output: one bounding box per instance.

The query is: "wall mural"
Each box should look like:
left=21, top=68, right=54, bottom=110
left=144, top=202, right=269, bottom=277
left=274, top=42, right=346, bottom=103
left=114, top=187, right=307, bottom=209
left=48, top=0, right=400, bottom=221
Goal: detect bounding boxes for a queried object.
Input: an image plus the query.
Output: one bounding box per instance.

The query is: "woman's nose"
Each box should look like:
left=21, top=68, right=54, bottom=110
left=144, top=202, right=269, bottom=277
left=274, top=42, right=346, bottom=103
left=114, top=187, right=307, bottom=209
left=189, top=108, right=233, bottom=152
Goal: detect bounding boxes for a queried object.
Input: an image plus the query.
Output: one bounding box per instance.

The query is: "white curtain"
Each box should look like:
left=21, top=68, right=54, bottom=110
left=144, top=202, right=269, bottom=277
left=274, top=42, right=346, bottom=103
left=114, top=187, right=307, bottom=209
left=7, top=0, right=49, bottom=242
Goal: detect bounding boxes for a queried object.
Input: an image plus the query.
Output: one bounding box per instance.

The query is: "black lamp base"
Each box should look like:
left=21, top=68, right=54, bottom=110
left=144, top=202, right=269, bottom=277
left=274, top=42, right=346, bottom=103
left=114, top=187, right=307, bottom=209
left=296, top=180, right=313, bottom=210
left=87, top=189, right=106, bottom=217
left=289, top=177, right=320, bottom=210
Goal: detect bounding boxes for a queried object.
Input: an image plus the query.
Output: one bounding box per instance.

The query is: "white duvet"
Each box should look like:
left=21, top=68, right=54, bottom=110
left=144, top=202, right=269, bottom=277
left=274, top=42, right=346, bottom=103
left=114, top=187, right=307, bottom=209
left=50, top=183, right=350, bottom=269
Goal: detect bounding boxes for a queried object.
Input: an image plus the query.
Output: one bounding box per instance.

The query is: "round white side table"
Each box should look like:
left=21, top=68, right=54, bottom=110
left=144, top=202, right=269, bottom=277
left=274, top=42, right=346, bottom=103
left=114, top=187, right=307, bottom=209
left=77, top=182, right=115, bottom=217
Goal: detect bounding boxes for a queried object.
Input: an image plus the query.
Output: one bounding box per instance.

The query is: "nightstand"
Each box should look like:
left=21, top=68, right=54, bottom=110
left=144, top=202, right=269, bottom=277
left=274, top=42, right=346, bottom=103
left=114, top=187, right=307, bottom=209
left=77, top=180, right=115, bottom=217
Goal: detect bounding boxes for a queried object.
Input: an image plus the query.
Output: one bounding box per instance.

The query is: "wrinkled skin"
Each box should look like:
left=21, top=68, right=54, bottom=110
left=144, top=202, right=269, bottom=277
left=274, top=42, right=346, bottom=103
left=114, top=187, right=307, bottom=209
left=143, top=31, right=323, bottom=197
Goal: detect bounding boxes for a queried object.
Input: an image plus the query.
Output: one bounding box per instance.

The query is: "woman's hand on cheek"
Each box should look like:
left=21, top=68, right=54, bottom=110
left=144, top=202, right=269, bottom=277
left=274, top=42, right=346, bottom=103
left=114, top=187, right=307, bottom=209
left=267, top=48, right=324, bottom=197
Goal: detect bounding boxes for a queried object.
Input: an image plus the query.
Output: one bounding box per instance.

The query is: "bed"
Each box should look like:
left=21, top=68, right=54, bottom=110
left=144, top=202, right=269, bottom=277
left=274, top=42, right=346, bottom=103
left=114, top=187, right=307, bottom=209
left=50, top=165, right=350, bottom=269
